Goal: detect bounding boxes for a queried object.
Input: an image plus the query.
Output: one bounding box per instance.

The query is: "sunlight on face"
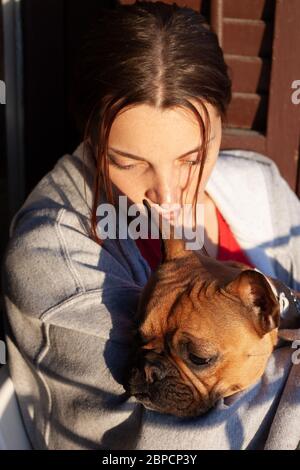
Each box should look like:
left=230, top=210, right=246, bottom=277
left=107, top=100, right=222, bottom=208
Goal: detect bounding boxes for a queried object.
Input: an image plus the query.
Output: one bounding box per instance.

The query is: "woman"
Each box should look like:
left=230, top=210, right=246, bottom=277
left=2, top=1, right=300, bottom=450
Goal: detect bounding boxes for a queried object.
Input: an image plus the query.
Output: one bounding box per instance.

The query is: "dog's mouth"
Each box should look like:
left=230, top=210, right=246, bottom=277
left=127, top=369, right=217, bottom=418
left=128, top=386, right=162, bottom=412
left=133, top=392, right=159, bottom=411
left=127, top=381, right=152, bottom=403
left=132, top=388, right=216, bottom=417
left=124, top=347, right=221, bottom=417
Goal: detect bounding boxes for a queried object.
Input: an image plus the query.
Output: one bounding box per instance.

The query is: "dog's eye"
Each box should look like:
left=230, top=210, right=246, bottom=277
left=188, top=353, right=213, bottom=366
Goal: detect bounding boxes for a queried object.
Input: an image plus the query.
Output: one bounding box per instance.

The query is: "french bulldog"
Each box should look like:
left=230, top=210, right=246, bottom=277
left=124, top=200, right=300, bottom=417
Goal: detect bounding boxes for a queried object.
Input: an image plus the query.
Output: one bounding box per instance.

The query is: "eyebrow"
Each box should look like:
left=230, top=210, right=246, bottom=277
left=108, top=136, right=215, bottom=161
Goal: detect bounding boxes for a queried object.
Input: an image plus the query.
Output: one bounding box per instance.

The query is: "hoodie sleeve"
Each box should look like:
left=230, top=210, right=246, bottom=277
left=1, top=201, right=144, bottom=449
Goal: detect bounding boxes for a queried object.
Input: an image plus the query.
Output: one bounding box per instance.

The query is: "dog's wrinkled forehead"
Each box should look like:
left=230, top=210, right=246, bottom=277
left=138, top=270, right=253, bottom=348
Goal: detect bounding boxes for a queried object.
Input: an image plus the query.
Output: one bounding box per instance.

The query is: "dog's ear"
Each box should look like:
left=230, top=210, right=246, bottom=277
left=224, top=269, right=280, bottom=336
left=142, top=199, right=186, bottom=263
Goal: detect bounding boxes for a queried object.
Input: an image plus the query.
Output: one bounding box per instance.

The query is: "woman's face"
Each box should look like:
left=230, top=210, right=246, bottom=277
left=107, top=100, right=222, bottom=211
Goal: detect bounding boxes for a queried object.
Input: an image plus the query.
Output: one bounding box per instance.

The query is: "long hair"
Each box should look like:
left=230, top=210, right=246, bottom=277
left=71, top=0, right=232, bottom=245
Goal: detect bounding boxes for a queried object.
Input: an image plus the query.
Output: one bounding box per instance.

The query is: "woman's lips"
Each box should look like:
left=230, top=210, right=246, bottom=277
left=161, top=211, right=178, bottom=220
left=156, top=205, right=181, bottom=219
left=143, top=202, right=182, bottom=223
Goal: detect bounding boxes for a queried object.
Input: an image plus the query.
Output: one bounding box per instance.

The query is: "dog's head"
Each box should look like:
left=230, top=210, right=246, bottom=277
left=124, top=201, right=280, bottom=417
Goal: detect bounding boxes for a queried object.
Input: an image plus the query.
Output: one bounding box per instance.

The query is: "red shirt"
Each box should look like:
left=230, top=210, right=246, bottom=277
left=135, top=206, right=255, bottom=271
left=216, top=206, right=255, bottom=268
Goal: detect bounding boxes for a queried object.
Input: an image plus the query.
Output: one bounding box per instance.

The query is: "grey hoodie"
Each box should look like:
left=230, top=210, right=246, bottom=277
left=2, top=142, right=300, bottom=450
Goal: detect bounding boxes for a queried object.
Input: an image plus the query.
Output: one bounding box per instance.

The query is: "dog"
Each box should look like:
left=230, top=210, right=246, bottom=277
left=124, top=200, right=300, bottom=418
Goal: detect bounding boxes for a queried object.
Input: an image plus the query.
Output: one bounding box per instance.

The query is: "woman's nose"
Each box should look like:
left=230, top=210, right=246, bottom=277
left=145, top=170, right=180, bottom=207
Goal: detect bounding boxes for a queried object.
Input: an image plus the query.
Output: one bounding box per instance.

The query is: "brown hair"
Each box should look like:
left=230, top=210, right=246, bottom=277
left=72, top=0, right=232, bottom=244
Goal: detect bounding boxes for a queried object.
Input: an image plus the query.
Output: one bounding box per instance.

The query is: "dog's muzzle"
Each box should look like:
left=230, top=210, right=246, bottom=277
left=125, top=350, right=218, bottom=417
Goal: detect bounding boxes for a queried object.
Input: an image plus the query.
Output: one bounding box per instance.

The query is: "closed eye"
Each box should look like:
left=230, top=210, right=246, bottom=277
left=183, top=159, right=200, bottom=166
left=107, top=155, right=139, bottom=170
left=188, top=353, right=215, bottom=366
left=107, top=152, right=212, bottom=171
left=107, top=155, right=201, bottom=170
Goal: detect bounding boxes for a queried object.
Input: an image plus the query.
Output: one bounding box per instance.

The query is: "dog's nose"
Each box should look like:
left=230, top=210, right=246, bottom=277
left=144, top=362, right=166, bottom=384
